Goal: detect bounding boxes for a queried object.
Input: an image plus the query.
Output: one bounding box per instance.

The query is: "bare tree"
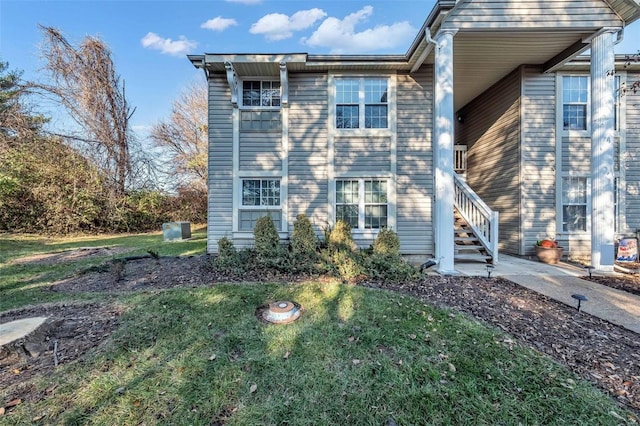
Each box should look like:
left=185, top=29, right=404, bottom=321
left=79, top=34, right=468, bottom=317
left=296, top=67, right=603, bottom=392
left=35, top=25, right=135, bottom=196
left=150, top=80, right=208, bottom=193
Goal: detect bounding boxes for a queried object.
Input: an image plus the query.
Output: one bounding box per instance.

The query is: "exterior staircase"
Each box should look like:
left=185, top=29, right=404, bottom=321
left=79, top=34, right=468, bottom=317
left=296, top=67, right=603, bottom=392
left=453, top=173, right=499, bottom=264
left=454, top=208, right=492, bottom=263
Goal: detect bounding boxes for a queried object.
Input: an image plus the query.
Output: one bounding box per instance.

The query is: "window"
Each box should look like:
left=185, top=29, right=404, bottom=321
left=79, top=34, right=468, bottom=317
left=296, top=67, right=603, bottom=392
left=242, top=80, right=280, bottom=107
left=561, top=177, right=587, bottom=232
left=336, top=78, right=388, bottom=129
left=562, top=76, right=588, bottom=130
left=336, top=179, right=388, bottom=229
left=336, top=180, right=359, bottom=228
left=239, top=179, right=281, bottom=232
left=242, top=179, right=280, bottom=206
left=562, top=75, right=621, bottom=131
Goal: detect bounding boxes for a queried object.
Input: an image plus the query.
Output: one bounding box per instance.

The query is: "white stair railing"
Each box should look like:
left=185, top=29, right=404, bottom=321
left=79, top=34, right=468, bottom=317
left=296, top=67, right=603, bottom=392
left=454, top=173, right=499, bottom=263
left=454, top=145, right=467, bottom=174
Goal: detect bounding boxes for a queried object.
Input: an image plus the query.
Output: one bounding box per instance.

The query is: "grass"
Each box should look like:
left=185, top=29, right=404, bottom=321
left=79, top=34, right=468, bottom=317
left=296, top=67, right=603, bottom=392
left=0, top=225, right=207, bottom=312
left=0, top=231, right=635, bottom=425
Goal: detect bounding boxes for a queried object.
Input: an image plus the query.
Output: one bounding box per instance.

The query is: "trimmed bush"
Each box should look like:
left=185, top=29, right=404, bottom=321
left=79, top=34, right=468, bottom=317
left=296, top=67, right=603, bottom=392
left=328, top=220, right=356, bottom=252
left=372, top=228, right=400, bottom=255
left=253, top=215, right=290, bottom=270
left=332, top=250, right=365, bottom=282
left=254, top=215, right=280, bottom=258
left=291, top=214, right=318, bottom=258
left=213, top=236, right=240, bottom=271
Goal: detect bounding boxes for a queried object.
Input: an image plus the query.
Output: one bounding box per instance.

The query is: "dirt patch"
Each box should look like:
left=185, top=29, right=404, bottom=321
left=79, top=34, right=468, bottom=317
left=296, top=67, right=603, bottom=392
left=48, top=255, right=216, bottom=293
left=12, top=247, right=134, bottom=266
left=48, top=255, right=309, bottom=293
left=1, top=302, right=123, bottom=409
left=2, top=255, right=640, bottom=418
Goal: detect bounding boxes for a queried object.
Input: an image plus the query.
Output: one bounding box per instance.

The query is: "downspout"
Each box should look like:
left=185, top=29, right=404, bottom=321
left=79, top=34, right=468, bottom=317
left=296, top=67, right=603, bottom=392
left=425, top=29, right=438, bottom=47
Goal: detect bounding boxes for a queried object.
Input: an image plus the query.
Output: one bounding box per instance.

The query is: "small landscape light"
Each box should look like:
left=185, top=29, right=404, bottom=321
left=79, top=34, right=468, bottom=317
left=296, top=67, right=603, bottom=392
left=486, top=264, right=495, bottom=278
left=585, top=265, right=594, bottom=278
left=571, top=294, right=588, bottom=312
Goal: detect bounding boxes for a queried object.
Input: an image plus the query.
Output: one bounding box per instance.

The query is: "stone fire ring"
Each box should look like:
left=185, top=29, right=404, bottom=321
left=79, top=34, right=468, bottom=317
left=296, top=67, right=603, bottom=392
left=259, top=301, right=302, bottom=324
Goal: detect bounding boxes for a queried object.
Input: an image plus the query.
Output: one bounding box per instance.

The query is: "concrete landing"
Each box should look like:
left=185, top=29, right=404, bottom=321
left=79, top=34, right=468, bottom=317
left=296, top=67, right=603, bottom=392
left=0, top=317, right=49, bottom=346
left=455, top=255, right=640, bottom=334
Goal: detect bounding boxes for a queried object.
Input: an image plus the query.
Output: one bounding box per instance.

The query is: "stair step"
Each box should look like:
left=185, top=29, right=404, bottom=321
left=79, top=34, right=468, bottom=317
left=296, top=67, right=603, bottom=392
left=455, top=237, right=479, bottom=242
left=455, top=245, right=484, bottom=252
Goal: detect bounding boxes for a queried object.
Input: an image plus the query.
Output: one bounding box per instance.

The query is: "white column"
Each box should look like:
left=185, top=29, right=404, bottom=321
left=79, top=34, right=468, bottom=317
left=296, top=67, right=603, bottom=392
left=590, top=30, right=616, bottom=271
left=433, top=29, right=457, bottom=274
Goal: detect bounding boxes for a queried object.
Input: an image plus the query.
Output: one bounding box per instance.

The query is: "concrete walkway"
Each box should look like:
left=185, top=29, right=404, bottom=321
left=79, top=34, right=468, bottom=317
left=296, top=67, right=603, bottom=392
left=454, top=255, right=640, bottom=334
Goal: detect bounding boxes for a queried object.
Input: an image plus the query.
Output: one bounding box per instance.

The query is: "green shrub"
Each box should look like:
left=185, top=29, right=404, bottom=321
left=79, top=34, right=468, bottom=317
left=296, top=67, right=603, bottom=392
left=254, top=216, right=281, bottom=258
left=372, top=228, right=400, bottom=255
left=252, top=215, right=290, bottom=271
left=332, top=250, right=365, bottom=282
left=365, top=253, right=419, bottom=282
left=213, top=236, right=241, bottom=272
left=291, top=214, right=318, bottom=258
left=328, top=220, right=356, bottom=252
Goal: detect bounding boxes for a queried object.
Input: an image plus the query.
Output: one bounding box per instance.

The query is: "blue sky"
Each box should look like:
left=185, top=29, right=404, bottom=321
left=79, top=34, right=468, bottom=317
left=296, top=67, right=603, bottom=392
left=1, top=0, right=639, bottom=137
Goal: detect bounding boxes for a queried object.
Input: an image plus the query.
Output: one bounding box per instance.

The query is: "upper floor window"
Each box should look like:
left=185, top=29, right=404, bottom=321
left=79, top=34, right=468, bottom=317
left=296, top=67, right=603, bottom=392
left=562, top=75, right=621, bottom=131
left=562, top=76, right=588, bottom=130
left=243, top=80, right=280, bottom=107
left=336, top=78, right=388, bottom=129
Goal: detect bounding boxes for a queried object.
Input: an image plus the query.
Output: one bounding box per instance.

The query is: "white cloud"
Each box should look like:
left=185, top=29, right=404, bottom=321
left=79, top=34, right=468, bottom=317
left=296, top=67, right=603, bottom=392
left=250, top=8, right=327, bottom=41
left=226, top=0, right=261, bottom=4
left=141, top=32, right=197, bottom=56
left=302, top=6, right=416, bottom=54
left=201, top=16, right=238, bottom=32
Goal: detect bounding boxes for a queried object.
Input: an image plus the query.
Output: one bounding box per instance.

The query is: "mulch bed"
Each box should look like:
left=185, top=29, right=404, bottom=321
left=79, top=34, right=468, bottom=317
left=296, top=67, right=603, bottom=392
left=581, top=264, right=640, bottom=296
left=2, top=254, right=639, bottom=419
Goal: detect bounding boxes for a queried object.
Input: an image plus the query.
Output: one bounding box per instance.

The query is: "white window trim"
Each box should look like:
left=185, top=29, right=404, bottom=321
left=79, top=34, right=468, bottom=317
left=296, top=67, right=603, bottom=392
left=555, top=73, right=626, bottom=235
left=558, top=74, right=591, bottom=136
left=327, top=73, right=397, bottom=236
left=616, top=71, right=628, bottom=234
left=234, top=177, right=286, bottom=234
left=328, top=73, right=396, bottom=137
left=239, top=178, right=282, bottom=209
left=231, top=76, right=289, bottom=234
left=557, top=175, right=591, bottom=235
left=332, top=176, right=396, bottom=235
left=238, top=77, right=282, bottom=110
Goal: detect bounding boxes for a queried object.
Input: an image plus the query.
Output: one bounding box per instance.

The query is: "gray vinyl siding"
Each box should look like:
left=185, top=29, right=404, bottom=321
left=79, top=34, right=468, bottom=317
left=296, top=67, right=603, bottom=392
left=287, top=73, right=329, bottom=237
left=561, top=136, right=620, bottom=175
left=456, top=68, right=521, bottom=255
left=396, top=69, right=434, bottom=256
left=521, top=66, right=557, bottom=255
left=207, top=75, right=234, bottom=253
left=624, top=72, right=640, bottom=233
left=561, top=136, right=590, bottom=174
left=445, top=0, right=622, bottom=29
left=334, top=136, right=391, bottom=174
left=239, top=133, right=281, bottom=171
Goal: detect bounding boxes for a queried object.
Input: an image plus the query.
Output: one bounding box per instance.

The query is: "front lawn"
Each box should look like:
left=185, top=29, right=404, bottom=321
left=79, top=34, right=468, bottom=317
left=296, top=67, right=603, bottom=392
left=0, top=230, right=636, bottom=424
